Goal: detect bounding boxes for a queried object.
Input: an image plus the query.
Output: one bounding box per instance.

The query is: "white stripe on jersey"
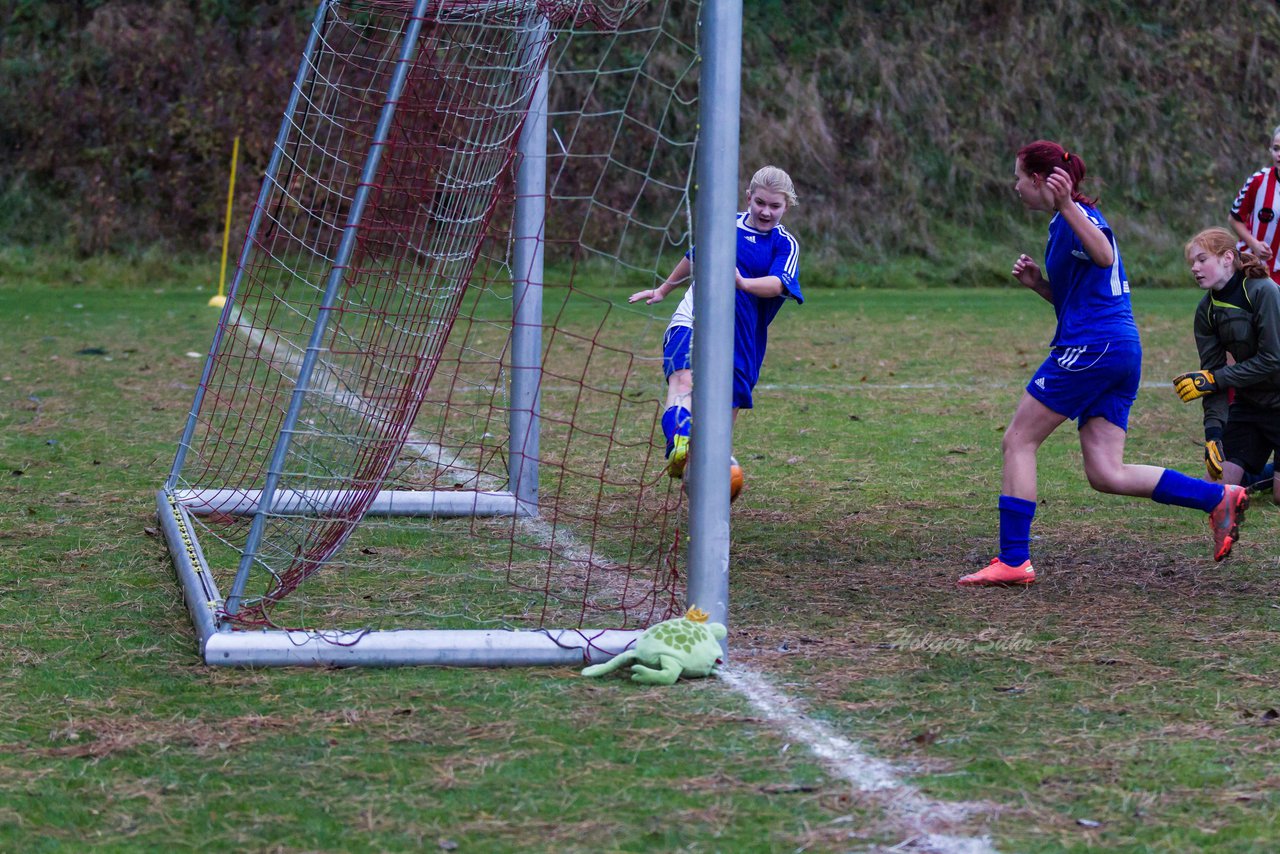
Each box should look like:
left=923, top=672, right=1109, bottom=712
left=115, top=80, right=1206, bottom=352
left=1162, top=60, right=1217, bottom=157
left=1107, top=235, right=1128, bottom=295
left=1077, top=203, right=1128, bottom=296
left=1232, top=167, right=1280, bottom=272
left=775, top=224, right=800, bottom=281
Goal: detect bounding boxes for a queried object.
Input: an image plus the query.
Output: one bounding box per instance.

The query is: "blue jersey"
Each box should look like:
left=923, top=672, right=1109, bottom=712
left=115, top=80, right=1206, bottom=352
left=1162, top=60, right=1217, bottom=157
left=1043, top=204, right=1138, bottom=348
left=732, top=212, right=803, bottom=394
left=667, top=211, right=802, bottom=408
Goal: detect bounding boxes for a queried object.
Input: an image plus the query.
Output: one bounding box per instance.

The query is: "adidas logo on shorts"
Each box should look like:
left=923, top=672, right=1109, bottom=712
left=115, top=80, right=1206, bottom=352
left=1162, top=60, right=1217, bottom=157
left=1034, top=377, right=1046, bottom=389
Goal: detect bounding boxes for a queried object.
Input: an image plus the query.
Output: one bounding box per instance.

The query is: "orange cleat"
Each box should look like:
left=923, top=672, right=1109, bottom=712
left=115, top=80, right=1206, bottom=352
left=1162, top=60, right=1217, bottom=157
left=958, top=558, right=1036, bottom=587
left=1209, top=484, right=1249, bottom=562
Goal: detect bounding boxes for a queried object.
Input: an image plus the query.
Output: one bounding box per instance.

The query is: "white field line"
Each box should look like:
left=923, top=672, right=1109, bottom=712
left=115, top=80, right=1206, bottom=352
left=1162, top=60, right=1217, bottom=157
left=719, top=667, right=999, bottom=854
left=229, top=311, right=1000, bottom=843
left=225, top=306, right=641, bottom=606
left=227, top=304, right=498, bottom=489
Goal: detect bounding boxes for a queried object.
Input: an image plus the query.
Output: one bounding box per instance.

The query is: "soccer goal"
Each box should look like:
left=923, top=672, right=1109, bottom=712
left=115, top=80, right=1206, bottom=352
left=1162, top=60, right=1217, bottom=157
left=157, top=0, right=743, bottom=666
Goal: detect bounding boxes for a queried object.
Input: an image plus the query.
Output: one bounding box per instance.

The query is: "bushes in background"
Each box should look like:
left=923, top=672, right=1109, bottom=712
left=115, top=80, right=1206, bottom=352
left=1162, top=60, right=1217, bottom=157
left=0, top=0, right=309, bottom=253
left=3, top=0, right=1280, bottom=267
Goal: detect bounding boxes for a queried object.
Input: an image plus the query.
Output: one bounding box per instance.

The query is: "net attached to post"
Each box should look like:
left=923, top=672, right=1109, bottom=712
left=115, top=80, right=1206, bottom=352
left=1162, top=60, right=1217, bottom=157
left=159, top=0, right=705, bottom=665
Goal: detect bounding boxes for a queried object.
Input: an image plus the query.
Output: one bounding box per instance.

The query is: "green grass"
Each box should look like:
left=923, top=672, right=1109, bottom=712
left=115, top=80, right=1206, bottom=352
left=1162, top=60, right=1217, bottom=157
left=725, top=284, right=1280, bottom=852
left=3, top=249, right=1280, bottom=851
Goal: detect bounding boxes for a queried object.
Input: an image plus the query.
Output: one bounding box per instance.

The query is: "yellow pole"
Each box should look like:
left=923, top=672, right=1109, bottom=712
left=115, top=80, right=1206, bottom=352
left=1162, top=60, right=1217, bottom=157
left=209, top=134, right=240, bottom=308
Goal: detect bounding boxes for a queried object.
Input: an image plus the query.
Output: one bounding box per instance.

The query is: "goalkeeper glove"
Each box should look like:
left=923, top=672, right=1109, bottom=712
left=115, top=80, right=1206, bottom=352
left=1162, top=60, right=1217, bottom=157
left=1204, top=438, right=1225, bottom=480
left=1173, top=370, right=1218, bottom=402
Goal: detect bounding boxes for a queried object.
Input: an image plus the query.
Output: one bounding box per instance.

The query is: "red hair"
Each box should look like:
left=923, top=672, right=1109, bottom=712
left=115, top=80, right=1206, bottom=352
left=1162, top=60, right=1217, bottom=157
left=1185, top=227, right=1272, bottom=280
left=1017, top=140, right=1097, bottom=207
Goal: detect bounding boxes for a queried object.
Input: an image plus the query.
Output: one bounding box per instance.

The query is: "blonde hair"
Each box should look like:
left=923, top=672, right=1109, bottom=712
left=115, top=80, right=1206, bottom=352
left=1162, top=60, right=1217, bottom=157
left=747, top=165, right=798, bottom=206
left=1184, top=226, right=1271, bottom=280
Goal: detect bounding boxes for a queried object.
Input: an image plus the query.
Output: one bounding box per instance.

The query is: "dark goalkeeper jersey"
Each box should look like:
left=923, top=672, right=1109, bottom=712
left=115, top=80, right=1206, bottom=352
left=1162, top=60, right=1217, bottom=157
left=1193, top=272, right=1280, bottom=434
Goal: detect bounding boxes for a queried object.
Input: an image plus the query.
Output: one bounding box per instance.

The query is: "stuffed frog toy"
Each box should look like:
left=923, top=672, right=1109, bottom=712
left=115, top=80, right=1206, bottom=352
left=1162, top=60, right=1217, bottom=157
left=581, top=607, right=726, bottom=685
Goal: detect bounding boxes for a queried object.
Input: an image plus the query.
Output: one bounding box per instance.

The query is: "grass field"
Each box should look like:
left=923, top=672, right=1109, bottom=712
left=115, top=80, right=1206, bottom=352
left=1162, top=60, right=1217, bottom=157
left=3, top=248, right=1279, bottom=852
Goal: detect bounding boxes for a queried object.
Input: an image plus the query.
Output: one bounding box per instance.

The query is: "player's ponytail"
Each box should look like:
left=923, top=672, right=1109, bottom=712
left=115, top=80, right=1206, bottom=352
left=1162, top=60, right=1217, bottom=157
left=1017, top=140, right=1097, bottom=206
left=1239, top=251, right=1272, bottom=280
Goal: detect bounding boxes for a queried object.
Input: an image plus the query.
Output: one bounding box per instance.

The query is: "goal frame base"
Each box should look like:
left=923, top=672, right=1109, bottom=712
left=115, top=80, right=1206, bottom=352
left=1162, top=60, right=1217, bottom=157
left=157, top=490, right=640, bottom=668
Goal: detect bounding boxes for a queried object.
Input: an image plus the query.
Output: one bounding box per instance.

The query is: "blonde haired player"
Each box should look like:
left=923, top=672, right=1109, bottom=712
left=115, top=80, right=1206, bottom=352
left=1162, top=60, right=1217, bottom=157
left=629, top=165, right=803, bottom=500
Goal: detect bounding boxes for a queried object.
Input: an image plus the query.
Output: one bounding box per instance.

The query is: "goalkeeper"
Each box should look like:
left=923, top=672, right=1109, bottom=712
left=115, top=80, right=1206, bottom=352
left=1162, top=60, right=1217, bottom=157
left=1175, top=227, right=1280, bottom=506
left=959, top=141, right=1250, bottom=587
left=628, top=165, right=803, bottom=498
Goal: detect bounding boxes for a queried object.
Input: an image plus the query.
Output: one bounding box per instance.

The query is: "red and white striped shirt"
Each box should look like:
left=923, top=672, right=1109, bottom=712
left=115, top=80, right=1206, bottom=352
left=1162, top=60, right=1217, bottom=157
left=1230, top=166, right=1280, bottom=282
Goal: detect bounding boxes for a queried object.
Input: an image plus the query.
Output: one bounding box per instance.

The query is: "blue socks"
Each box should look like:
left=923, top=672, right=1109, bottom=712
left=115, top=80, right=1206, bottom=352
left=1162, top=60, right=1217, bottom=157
left=1150, top=469, right=1223, bottom=513
left=1245, top=461, right=1275, bottom=490
left=997, top=471, right=1225, bottom=567
left=661, top=406, right=691, bottom=456
left=998, top=495, right=1037, bottom=565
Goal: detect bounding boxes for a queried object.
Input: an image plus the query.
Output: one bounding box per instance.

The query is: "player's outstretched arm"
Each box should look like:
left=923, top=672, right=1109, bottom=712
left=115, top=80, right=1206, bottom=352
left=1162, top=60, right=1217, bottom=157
left=629, top=255, right=692, bottom=304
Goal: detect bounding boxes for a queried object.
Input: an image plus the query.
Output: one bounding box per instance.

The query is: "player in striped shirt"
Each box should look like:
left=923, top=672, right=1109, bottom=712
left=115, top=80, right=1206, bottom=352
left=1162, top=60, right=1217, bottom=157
left=629, top=165, right=803, bottom=501
left=1229, top=124, right=1280, bottom=285
left=959, top=141, right=1249, bottom=587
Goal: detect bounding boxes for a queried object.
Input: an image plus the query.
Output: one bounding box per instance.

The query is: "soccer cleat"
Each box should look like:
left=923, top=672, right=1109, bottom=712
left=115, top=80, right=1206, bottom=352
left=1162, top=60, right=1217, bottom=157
left=1209, top=484, right=1249, bottom=562
left=957, top=558, right=1036, bottom=587
left=666, top=434, right=689, bottom=479
left=729, top=456, right=744, bottom=503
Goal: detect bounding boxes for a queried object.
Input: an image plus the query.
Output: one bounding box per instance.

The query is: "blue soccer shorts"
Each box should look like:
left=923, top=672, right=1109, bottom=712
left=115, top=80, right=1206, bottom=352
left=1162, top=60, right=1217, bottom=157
left=662, top=324, right=754, bottom=409
left=662, top=325, right=693, bottom=379
left=1026, top=341, right=1142, bottom=431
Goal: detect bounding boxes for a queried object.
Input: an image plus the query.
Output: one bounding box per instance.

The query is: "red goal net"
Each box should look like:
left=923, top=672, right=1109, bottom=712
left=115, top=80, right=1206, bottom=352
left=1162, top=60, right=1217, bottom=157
left=161, top=0, right=701, bottom=652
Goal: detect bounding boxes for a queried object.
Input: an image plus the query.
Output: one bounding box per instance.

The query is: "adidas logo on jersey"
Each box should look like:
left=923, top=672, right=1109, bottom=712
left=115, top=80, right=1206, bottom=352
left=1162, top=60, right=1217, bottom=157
left=1034, top=377, right=1046, bottom=389
left=744, top=234, right=756, bottom=243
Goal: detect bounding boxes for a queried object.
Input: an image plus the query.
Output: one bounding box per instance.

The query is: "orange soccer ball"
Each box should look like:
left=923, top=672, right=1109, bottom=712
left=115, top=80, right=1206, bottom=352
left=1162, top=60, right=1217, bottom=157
left=679, top=455, right=745, bottom=503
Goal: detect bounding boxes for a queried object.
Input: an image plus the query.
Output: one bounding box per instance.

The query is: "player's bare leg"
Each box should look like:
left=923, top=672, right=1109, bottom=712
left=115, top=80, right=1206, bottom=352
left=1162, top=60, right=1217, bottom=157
left=1078, top=418, right=1163, bottom=497
left=1001, top=392, right=1066, bottom=501
left=960, top=394, right=1063, bottom=586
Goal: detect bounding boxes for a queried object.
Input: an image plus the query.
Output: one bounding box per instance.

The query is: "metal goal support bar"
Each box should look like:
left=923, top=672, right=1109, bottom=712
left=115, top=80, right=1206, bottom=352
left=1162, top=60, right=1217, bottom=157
left=173, top=488, right=531, bottom=518
left=157, top=490, right=640, bottom=667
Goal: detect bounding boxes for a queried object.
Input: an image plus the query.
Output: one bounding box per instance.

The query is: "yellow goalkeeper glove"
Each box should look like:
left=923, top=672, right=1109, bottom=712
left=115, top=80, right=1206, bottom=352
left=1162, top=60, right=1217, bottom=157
left=1173, top=370, right=1218, bottom=402
left=1204, top=438, right=1224, bottom=480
